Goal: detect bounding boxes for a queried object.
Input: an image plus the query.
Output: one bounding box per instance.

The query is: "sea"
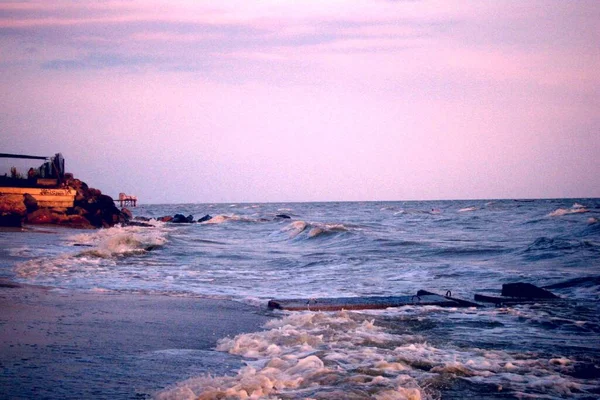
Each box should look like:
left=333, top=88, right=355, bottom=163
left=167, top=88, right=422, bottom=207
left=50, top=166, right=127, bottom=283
left=1, top=199, right=599, bottom=399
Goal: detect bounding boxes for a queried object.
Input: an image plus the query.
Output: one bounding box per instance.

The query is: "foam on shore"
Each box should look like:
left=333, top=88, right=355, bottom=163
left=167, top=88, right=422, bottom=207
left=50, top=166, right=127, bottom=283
left=157, top=308, right=599, bottom=399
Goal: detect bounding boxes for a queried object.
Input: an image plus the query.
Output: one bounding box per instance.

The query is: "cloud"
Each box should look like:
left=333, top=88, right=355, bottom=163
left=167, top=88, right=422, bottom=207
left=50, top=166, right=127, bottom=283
left=41, top=53, right=158, bottom=70
left=0, top=0, right=457, bottom=74
left=0, top=1, right=599, bottom=201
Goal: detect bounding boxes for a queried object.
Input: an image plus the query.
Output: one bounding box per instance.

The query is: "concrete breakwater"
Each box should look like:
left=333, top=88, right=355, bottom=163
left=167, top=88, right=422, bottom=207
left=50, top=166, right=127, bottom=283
left=0, top=178, right=130, bottom=229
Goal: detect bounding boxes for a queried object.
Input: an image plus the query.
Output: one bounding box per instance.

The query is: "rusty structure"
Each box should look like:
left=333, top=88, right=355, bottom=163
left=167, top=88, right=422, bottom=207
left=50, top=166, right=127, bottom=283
left=0, top=152, right=66, bottom=187
left=118, top=193, right=137, bottom=207
left=0, top=152, right=75, bottom=208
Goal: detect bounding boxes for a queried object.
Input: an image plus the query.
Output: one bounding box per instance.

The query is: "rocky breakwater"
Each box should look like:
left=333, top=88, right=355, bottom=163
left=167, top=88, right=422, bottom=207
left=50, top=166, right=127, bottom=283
left=0, top=178, right=129, bottom=229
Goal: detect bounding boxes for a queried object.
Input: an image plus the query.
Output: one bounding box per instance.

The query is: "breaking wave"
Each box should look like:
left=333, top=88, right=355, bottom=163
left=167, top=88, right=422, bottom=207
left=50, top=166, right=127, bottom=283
left=548, top=203, right=589, bottom=217
left=200, top=214, right=268, bottom=224
left=282, top=220, right=351, bottom=239
left=68, top=224, right=168, bottom=258
left=14, top=224, right=169, bottom=282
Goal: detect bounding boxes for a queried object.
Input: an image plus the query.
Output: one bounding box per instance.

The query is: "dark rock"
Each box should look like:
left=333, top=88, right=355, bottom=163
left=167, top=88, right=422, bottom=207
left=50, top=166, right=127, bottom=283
left=57, top=215, right=93, bottom=229
left=0, top=194, right=26, bottom=227
left=275, top=214, right=291, bottom=219
left=501, top=282, right=558, bottom=299
left=23, top=194, right=38, bottom=213
left=0, top=194, right=26, bottom=216
left=26, top=208, right=60, bottom=225
left=126, top=220, right=153, bottom=228
left=158, top=216, right=173, bottom=222
left=0, top=214, right=23, bottom=227
left=134, top=216, right=151, bottom=221
left=197, top=214, right=212, bottom=223
left=171, top=214, right=194, bottom=223
left=70, top=206, right=89, bottom=216
left=96, top=194, right=115, bottom=209
left=70, top=179, right=91, bottom=203
left=120, top=207, right=133, bottom=220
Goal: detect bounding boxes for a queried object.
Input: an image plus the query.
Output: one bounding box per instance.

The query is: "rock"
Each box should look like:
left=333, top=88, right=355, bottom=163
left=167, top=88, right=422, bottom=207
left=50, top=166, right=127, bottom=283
left=26, top=208, right=60, bottom=225
left=23, top=194, right=38, bottom=213
left=197, top=214, right=212, bottom=223
left=158, top=216, right=173, bottom=223
left=57, top=215, right=93, bottom=229
left=0, top=194, right=26, bottom=227
left=70, top=206, right=89, bottom=216
left=120, top=207, right=133, bottom=220
left=1, top=176, right=130, bottom=229
left=171, top=214, right=186, bottom=223
left=126, top=220, right=153, bottom=227
left=501, top=282, right=558, bottom=299
left=0, top=194, right=27, bottom=216
left=70, top=179, right=90, bottom=202
left=134, top=216, right=150, bottom=221
left=0, top=214, right=23, bottom=227
left=275, top=214, right=291, bottom=219
left=74, top=192, right=126, bottom=228
left=171, top=214, right=194, bottom=223
left=118, top=209, right=130, bottom=224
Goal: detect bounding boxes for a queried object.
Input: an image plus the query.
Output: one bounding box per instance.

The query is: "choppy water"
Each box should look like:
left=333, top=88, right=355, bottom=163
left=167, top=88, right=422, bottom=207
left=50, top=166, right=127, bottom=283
left=1, top=199, right=599, bottom=399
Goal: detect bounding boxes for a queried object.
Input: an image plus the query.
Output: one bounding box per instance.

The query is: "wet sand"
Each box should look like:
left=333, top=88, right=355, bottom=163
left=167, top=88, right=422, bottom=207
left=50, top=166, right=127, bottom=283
left=0, top=280, right=273, bottom=399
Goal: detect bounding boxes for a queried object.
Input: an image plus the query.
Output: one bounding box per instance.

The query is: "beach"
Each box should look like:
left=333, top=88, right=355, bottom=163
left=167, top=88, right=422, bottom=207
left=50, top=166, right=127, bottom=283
left=0, top=279, right=273, bottom=399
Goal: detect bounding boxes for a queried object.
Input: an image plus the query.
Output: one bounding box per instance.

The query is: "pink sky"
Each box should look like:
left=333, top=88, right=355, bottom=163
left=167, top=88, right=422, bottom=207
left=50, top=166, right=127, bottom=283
left=1, top=0, right=598, bottom=203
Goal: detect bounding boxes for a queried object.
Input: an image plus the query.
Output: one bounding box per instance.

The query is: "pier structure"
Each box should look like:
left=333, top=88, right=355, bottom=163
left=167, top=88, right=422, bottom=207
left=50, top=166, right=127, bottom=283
left=118, top=192, right=137, bottom=207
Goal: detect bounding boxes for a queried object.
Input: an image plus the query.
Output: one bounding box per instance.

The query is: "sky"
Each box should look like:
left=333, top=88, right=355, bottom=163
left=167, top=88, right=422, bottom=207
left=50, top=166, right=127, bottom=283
left=0, top=0, right=599, bottom=204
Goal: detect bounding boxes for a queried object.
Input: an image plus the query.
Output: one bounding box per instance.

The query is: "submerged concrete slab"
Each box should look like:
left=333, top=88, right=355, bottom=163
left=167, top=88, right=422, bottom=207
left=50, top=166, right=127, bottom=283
left=268, top=292, right=473, bottom=311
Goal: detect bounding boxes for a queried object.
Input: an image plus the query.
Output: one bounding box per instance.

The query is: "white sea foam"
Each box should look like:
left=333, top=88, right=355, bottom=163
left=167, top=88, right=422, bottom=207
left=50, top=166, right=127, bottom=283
left=69, top=224, right=169, bottom=257
left=8, top=246, right=34, bottom=257
left=157, top=308, right=598, bottom=400
left=157, top=311, right=427, bottom=399
left=548, top=203, right=589, bottom=217
left=458, top=206, right=477, bottom=213
left=199, top=214, right=264, bottom=224
left=14, top=224, right=170, bottom=283
left=282, top=220, right=350, bottom=239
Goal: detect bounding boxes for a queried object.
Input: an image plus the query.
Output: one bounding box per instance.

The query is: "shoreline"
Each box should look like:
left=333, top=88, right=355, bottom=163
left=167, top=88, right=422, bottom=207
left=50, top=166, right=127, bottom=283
left=0, top=279, right=274, bottom=399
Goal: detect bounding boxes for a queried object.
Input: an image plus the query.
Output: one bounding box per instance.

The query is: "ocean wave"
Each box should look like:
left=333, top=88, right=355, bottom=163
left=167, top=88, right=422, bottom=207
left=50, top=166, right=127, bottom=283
left=433, top=245, right=509, bottom=257
left=282, top=220, right=351, bottom=240
left=393, top=209, right=442, bottom=216
left=14, top=224, right=170, bottom=281
left=458, top=207, right=477, bottom=213
left=524, top=237, right=597, bottom=253
left=548, top=203, right=589, bottom=217
left=156, top=310, right=597, bottom=399
left=199, top=214, right=268, bottom=224
left=68, top=224, right=169, bottom=258
left=15, top=251, right=118, bottom=282
left=544, top=276, right=600, bottom=290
